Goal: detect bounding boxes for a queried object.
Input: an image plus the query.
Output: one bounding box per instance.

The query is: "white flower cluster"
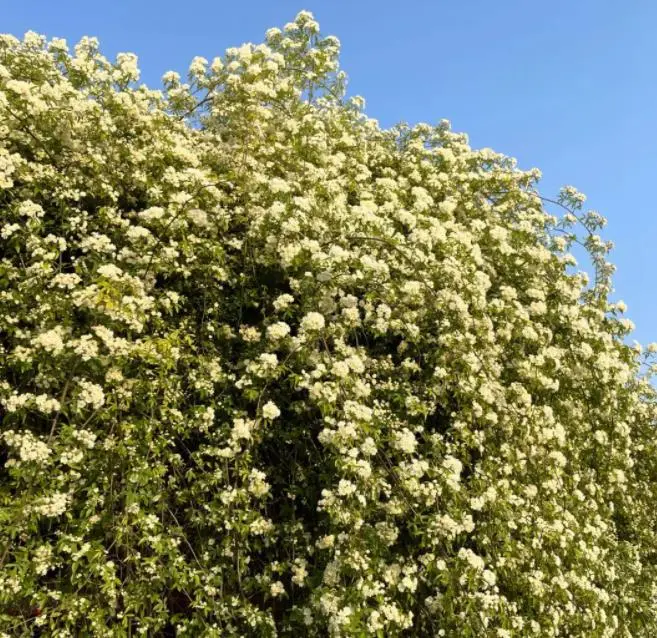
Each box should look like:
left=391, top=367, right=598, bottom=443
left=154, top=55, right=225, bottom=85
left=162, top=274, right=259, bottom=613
left=266, top=321, right=291, bottom=341
left=2, top=429, right=52, bottom=465
left=261, top=401, right=281, bottom=420
left=32, top=327, right=66, bottom=354
left=32, top=492, right=70, bottom=517
left=300, top=311, right=325, bottom=332
left=75, top=380, right=105, bottom=411
left=273, top=293, right=294, bottom=311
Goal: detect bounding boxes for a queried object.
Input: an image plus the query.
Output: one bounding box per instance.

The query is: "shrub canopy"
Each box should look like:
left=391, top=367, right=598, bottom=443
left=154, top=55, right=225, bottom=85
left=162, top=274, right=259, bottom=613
left=1, top=11, right=657, bottom=638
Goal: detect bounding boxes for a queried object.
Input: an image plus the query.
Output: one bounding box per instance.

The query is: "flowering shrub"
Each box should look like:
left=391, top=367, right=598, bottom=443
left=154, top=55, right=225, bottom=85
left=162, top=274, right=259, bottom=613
left=1, top=10, right=657, bottom=637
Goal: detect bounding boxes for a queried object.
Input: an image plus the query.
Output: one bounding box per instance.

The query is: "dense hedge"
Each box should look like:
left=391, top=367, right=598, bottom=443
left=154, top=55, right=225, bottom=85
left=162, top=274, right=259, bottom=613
left=1, top=11, right=657, bottom=637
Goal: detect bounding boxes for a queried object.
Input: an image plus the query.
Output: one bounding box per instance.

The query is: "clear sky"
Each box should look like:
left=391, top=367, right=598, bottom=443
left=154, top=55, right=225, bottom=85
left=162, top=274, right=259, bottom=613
left=3, top=0, right=656, bottom=345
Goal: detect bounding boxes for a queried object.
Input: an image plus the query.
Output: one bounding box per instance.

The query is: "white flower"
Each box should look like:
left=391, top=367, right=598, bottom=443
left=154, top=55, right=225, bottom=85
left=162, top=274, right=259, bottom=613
left=79, top=233, right=115, bottom=253
left=331, top=361, right=350, bottom=378
left=402, top=280, right=422, bottom=296
left=33, top=394, right=61, bottom=414
left=393, top=428, right=417, bottom=454
left=33, top=492, right=69, bottom=517
left=316, top=534, right=335, bottom=549
left=1, top=223, right=20, bottom=238
left=73, top=429, right=97, bottom=449
left=248, top=469, right=270, bottom=497
left=51, top=273, right=81, bottom=289
left=162, top=70, right=180, bottom=84
left=470, top=495, right=486, bottom=511
left=72, top=335, right=99, bottom=361
left=482, top=569, right=497, bottom=587
left=60, top=448, right=84, bottom=465
left=126, top=225, right=151, bottom=241
left=292, top=561, right=308, bottom=586
left=33, top=544, right=54, bottom=575
left=17, top=200, right=44, bottom=218
left=232, top=418, right=254, bottom=440
left=33, top=327, right=65, bottom=354
left=346, top=355, right=365, bottom=374
left=115, top=52, right=140, bottom=81
left=257, top=353, right=278, bottom=370
left=270, top=581, right=285, bottom=597
left=239, top=325, right=261, bottom=342
left=360, top=437, right=377, bottom=456
left=458, top=548, right=485, bottom=571
left=269, top=178, right=290, bottom=194
left=262, top=401, right=280, bottom=420
left=3, top=430, right=52, bottom=464
left=442, top=456, right=463, bottom=478
left=210, top=56, right=223, bottom=73
left=97, top=264, right=124, bottom=280
left=344, top=401, right=373, bottom=422
left=337, top=479, right=356, bottom=496
left=189, top=56, right=208, bottom=76
left=300, top=312, right=325, bottom=332
left=265, top=27, right=282, bottom=41
left=76, top=380, right=105, bottom=410
left=49, top=37, right=68, bottom=52
left=266, top=321, right=291, bottom=340
left=187, top=208, right=210, bottom=227
left=249, top=517, right=274, bottom=535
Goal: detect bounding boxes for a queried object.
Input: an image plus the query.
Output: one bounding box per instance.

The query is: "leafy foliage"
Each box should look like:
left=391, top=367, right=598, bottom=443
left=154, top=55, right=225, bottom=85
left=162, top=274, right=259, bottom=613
left=1, top=11, right=657, bottom=637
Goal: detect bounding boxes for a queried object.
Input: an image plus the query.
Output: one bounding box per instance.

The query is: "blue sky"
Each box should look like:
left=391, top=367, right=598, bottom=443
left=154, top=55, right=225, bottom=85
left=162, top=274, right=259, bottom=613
left=3, top=0, right=656, bottom=345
